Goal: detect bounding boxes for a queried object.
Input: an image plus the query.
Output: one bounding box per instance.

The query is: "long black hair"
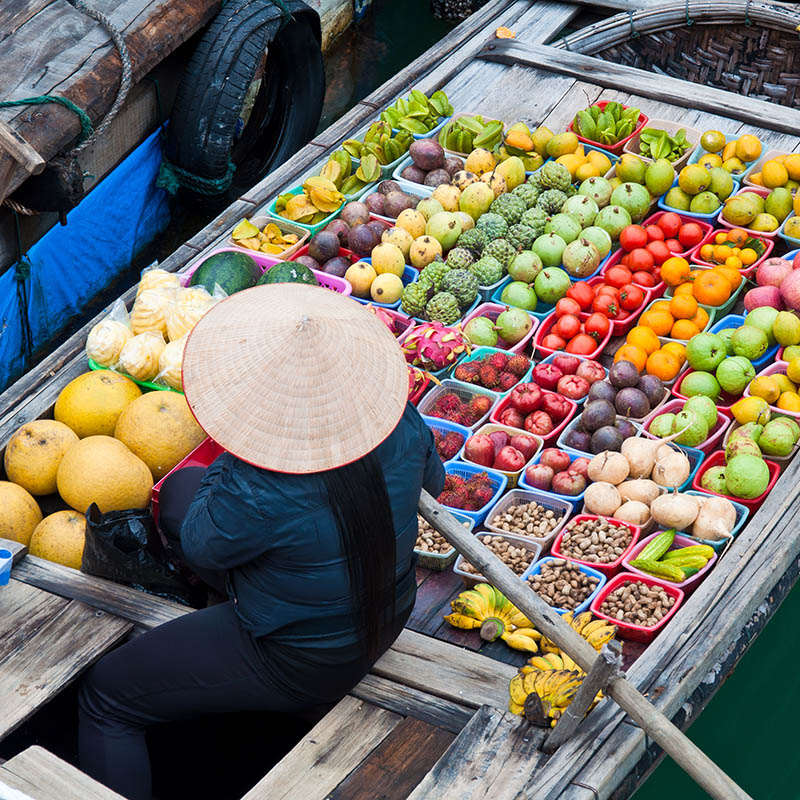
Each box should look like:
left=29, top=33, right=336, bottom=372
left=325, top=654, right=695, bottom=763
left=322, top=449, right=397, bottom=662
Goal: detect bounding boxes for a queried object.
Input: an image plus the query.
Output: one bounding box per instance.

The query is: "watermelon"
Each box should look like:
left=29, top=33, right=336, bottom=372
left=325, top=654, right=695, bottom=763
left=257, top=262, right=318, bottom=286
left=189, top=251, right=262, bottom=295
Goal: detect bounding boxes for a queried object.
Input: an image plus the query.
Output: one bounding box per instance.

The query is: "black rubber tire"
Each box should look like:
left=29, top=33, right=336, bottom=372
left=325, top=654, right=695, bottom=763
left=166, top=0, right=324, bottom=197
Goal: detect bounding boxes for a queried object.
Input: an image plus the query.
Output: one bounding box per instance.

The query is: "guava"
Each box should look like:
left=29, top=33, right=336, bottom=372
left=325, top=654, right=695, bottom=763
left=578, top=176, right=613, bottom=208
left=730, top=326, right=768, bottom=360
left=500, top=281, right=538, bottom=312
left=773, top=311, right=800, bottom=348
left=610, top=183, right=652, bottom=223
left=681, top=371, right=721, bottom=401
left=725, top=454, right=770, bottom=499
left=580, top=226, right=612, bottom=259
left=700, top=465, right=728, bottom=494
left=745, top=306, right=780, bottom=346
left=759, top=418, right=799, bottom=457
left=686, top=332, right=727, bottom=372
left=507, top=251, right=543, bottom=283
left=729, top=421, right=763, bottom=445
left=649, top=413, right=676, bottom=438
left=715, top=356, right=755, bottom=395
left=545, top=214, right=582, bottom=244
left=533, top=268, right=571, bottom=305
left=725, top=437, right=762, bottom=461
left=463, top=316, right=499, bottom=347
left=533, top=233, right=568, bottom=268
left=672, top=409, right=709, bottom=447
left=683, top=395, right=718, bottom=429
left=716, top=328, right=737, bottom=356
left=561, top=195, right=599, bottom=228
left=594, top=205, right=632, bottom=241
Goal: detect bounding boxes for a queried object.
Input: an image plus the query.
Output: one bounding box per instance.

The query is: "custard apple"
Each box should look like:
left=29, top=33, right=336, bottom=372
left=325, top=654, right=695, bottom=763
left=425, top=292, right=461, bottom=325
left=520, top=207, right=548, bottom=237
left=537, top=189, right=568, bottom=215
left=489, top=194, right=525, bottom=225
left=401, top=280, right=432, bottom=317
left=470, top=256, right=504, bottom=286
left=527, top=171, right=544, bottom=190
left=475, top=212, right=508, bottom=239
left=540, top=161, right=572, bottom=192
left=511, top=182, right=540, bottom=209
left=441, top=269, right=479, bottom=308
left=457, top=228, right=489, bottom=256
left=419, top=260, right=450, bottom=291
left=484, top=239, right=516, bottom=268
left=507, top=224, right=536, bottom=251
left=446, top=247, right=475, bottom=271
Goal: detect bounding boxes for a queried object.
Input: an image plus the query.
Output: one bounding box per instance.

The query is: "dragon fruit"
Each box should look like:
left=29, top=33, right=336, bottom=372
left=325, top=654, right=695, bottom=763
left=367, top=304, right=404, bottom=337
left=401, top=321, right=470, bottom=372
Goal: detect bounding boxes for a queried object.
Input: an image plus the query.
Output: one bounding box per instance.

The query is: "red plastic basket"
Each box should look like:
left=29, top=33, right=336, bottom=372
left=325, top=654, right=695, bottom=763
left=584, top=276, right=652, bottom=336
left=641, top=211, right=714, bottom=260
left=567, top=101, right=648, bottom=156
left=691, top=449, right=780, bottom=512
left=689, top=227, right=774, bottom=277
left=460, top=303, right=539, bottom=354
left=533, top=311, right=612, bottom=361
left=600, top=248, right=665, bottom=298
left=550, top=515, right=641, bottom=578
left=489, top=389, right=578, bottom=446
left=641, top=397, right=731, bottom=455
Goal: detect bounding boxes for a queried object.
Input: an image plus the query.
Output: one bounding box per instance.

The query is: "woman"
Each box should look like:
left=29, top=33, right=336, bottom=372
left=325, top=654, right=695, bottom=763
left=78, top=284, right=445, bottom=800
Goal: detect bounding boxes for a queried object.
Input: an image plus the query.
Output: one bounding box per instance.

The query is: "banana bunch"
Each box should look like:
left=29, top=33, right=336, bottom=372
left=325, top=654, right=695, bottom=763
left=438, top=115, right=504, bottom=155
left=380, top=89, right=453, bottom=135
left=629, top=543, right=714, bottom=584
left=274, top=177, right=344, bottom=224
left=444, top=584, right=541, bottom=652
left=320, top=150, right=381, bottom=197
left=508, top=668, right=588, bottom=725
left=572, top=101, right=641, bottom=146
left=539, top=611, right=617, bottom=655
left=342, top=122, right=413, bottom=166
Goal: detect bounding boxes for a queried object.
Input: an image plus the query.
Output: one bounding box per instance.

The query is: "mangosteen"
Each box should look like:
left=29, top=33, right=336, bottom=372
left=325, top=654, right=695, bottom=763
left=637, top=374, right=665, bottom=408
left=324, top=219, right=350, bottom=246
left=587, top=380, right=617, bottom=405
left=590, top=426, right=624, bottom=453
left=348, top=223, right=380, bottom=256
left=322, top=256, right=350, bottom=278
left=614, top=387, right=650, bottom=419
left=608, top=360, right=640, bottom=389
left=581, top=399, right=617, bottom=432
left=444, top=156, right=464, bottom=176
left=308, top=231, right=340, bottom=263
left=294, top=255, right=320, bottom=270
left=377, top=180, right=402, bottom=195
left=339, top=201, right=370, bottom=227
left=383, top=191, right=416, bottom=219
left=423, top=169, right=453, bottom=187
left=364, top=193, right=386, bottom=216
left=564, top=428, right=592, bottom=452
left=400, top=165, right=427, bottom=185
left=409, top=139, right=445, bottom=171
left=367, top=220, right=387, bottom=239
left=616, top=419, right=637, bottom=440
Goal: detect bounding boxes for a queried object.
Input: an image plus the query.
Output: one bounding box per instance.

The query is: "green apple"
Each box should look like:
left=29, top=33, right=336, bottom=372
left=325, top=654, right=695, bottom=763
left=715, top=356, right=756, bottom=395
left=685, top=332, right=727, bottom=372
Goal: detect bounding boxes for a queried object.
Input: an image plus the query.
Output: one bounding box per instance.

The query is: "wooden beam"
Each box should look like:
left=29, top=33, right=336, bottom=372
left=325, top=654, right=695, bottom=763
left=478, top=39, right=800, bottom=135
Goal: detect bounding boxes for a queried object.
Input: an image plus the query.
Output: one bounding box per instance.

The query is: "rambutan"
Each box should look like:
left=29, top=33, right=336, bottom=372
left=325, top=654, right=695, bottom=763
left=454, top=363, right=480, bottom=383
left=437, top=490, right=465, bottom=509
left=469, top=485, right=495, bottom=509
left=487, top=352, right=510, bottom=371
left=478, top=364, right=500, bottom=389
left=498, top=371, right=518, bottom=392
left=465, top=395, right=492, bottom=422
left=434, top=430, right=464, bottom=461
left=444, top=473, right=467, bottom=491
left=507, top=355, right=531, bottom=377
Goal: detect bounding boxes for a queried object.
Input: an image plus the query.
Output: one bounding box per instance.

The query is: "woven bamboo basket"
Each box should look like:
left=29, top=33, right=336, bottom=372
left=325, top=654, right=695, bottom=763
left=555, top=2, right=800, bottom=107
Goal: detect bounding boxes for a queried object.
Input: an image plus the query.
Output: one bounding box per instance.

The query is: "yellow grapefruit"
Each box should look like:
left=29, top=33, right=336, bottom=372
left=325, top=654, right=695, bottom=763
left=29, top=510, right=86, bottom=569
left=4, top=420, right=79, bottom=495
left=0, top=481, right=42, bottom=545
left=54, top=371, right=142, bottom=438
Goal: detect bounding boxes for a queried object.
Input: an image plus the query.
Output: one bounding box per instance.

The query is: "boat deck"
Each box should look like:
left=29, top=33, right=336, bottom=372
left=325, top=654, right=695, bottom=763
left=3, top=0, right=800, bottom=797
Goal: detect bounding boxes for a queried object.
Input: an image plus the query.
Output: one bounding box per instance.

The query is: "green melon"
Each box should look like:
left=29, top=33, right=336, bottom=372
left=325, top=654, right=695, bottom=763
left=189, top=251, right=262, bottom=294
left=257, top=262, right=318, bottom=286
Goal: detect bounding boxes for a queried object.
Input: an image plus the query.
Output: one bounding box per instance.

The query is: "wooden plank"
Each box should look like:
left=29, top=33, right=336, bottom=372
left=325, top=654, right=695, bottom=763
left=0, top=0, right=54, bottom=46
left=1, top=746, right=124, bottom=799
left=406, top=568, right=463, bottom=636
left=1, top=537, right=28, bottom=564
left=479, top=40, right=800, bottom=135
left=327, top=716, right=455, bottom=800
left=0, top=579, right=67, bottom=661
left=0, top=599, right=131, bottom=739
left=406, top=705, right=549, bottom=800
left=241, top=696, right=401, bottom=800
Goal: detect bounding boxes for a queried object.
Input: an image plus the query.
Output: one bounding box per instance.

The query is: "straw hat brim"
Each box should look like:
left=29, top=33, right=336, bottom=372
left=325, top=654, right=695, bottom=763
left=181, top=283, right=409, bottom=473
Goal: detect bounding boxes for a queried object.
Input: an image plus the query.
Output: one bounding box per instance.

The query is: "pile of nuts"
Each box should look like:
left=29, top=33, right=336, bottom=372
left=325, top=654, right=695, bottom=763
left=526, top=558, right=599, bottom=610
left=599, top=580, right=676, bottom=627
left=415, top=514, right=468, bottom=555
left=558, top=518, right=634, bottom=565
left=459, top=535, right=535, bottom=577
left=489, top=501, right=564, bottom=539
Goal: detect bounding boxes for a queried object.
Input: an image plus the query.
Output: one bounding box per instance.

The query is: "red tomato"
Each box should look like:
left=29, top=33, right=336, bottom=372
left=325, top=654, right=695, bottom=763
left=619, top=283, right=645, bottom=311
left=553, top=314, right=581, bottom=340
left=620, top=253, right=631, bottom=267
left=604, top=266, right=633, bottom=289
left=592, top=293, right=619, bottom=318
left=678, top=222, right=704, bottom=248
left=619, top=224, right=648, bottom=252
left=596, top=285, right=619, bottom=299
left=555, top=297, right=582, bottom=318
left=628, top=248, right=655, bottom=272
left=632, top=270, right=657, bottom=287
left=646, top=240, right=671, bottom=266
left=542, top=333, right=567, bottom=351
left=566, top=333, right=599, bottom=356
left=657, top=212, right=682, bottom=239
left=665, top=238, right=683, bottom=253
left=566, top=282, right=594, bottom=311
left=645, top=224, right=665, bottom=242
left=584, top=312, right=610, bottom=341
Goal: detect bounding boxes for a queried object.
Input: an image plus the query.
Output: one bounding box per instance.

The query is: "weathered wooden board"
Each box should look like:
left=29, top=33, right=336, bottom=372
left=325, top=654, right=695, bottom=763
left=0, top=579, right=68, bottom=662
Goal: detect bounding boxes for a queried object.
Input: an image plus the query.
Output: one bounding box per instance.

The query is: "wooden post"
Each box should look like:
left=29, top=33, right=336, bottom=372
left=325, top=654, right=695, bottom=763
left=418, top=491, right=753, bottom=800
left=543, top=641, right=621, bottom=754
left=0, top=121, right=45, bottom=202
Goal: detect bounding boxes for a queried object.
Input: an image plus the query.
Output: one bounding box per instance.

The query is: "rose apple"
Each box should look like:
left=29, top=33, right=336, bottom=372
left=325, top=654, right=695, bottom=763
left=552, top=355, right=580, bottom=375
left=541, top=392, right=572, bottom=423
left=497, top=407, right=525, bottom=429
left=493, top=446, right=526, bottom=472
left=524, top=410, right=555, bottom=436
left=510, top=434, right=539, bottom=460
left=524, top=463, right=554, bottom=490
left=488, top=431, right=510, bottom=457
left=531, top=363, right=563, bottom=391
left=568, top=456, right=590, bottom=479
left=540, top=448, right=571, bottom=473
left=575, top=359, right=605, bottom=384
left=510, top=383, right=543, bottom=414
left=557, top=374, right=590, bottom=400
left=551, top=471, right=586, bottom=496
left=464, top=434, right=494, bottom=467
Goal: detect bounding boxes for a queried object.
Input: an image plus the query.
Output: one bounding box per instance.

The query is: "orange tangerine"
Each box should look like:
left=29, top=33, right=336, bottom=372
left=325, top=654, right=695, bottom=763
left=695, top=270, right=732, bottom=306
left=652, top=300, right=672, bottom=313
left=670, top=294, right=699, bottom=319
left=715, top=265, right=742, bottom=290
left=662, top=341, right=687, bottom=366
left=724, top=255, right=743, bottom=270
left=714, top=232, right=728, bottom=245
left=699, top=244, right=715, bottom=261
left=740, top=247, right=758, bottom=266
left=674, top=283, right=695, bottom=297
left=662, top=256, right=691, bottom=286
left=777, top=392, right=800, bottom=412
left=671, top=319, right=701, bottom=340
left=626, top=326, right=661, bottom=355
left=689, top=306, right=710, bottom=330
left=727, top=228, right=748, bottom=246
left=646, top=350, right=681, bottom=381
left=640, top=309, right=674, bottom=337
left=614, top=344, right=647, bottom=373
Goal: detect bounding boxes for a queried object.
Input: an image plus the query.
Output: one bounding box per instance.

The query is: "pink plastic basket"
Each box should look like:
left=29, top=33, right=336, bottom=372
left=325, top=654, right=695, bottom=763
left=689, top=227, right=773, bottom=277
left=567, top=101, right=648, bottom=156
left=641, top=397, right=731, bottom=454
left=550, top=515, right=641, bottom=578
left=489, top=389, right=578, bottom=446
left=743, top=362, right=800, bottom=422
left=691, top=450, right=780, bottom=513
left=718, top=186, right=779, bottom=238
left=533, top=311, right=612, bottom=361
left=460, top=303, right=539, bottom=354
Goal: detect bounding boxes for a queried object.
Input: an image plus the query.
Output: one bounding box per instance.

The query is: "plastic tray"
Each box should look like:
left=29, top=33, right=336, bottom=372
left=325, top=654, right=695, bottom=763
left=448, top=346, right=533, bottom=398
left=622, top=119, right=700, bottom=170
left=717, top=186, right=779, bottom=239
left=742, top=149, right=791, bottom=188
left=622, top=531, right=717, bottom=594
left=266, top=186, right=344, bottom=236
left=438, top=462, right=508, bottom=525
left=490, top=280, right=556, bottom=324
left=656, top=178, right=723, bottom=222
left=368, top=306, right=414, bottom=341
left=482, top=487, right=573, bottom=549
left=225, top=214, right=309, bottom=260
left=421, top=415, right=472, bottom=465
left=743, top=362, right=800, bottom=422
left=641, top=397, right=730, bottom=455
left=415, top=509, right=473, bottom=571
left=599, top=247, right=666, bottom=298
left=453, top=531, right=542, bottom=588
left=589, top=572, right=684, bottom=643
left=567, top=101, right=648, bottom=156
left=681, top=490, right=750, bottom=552
left=584, top=276, right=653, bottom=336
left=708, top=313, right=779, bottom=372
left=691, top=449, right=780, bottom=512
left=778, top=214, right=800, bottom=251
left=689, top=227, right=774, bottom=277
left=639, top=297, right=716, bottom=342
left=417, top=379, right=499, bottom=431
left=88, top=359, right=179, bottom=394
left=722, top=420, right=798, bottom=472
left=521, top=556, right=607, bottom=616
left=462, top=423, right=543, bottom=488
left=0, top=547, right=11, bottom=587
left=460, top=303, right=539, bottom=354
left=438, top=112, right=505, bottom=157
left=550, top=515, right=642, bottom=577
left=536, top=352, right=608, bottom=406
left=489, top=389, right=578, bottom=447
left=533, top=310, right=612, bottom=361
left=517, top=449, right=589, bottom=510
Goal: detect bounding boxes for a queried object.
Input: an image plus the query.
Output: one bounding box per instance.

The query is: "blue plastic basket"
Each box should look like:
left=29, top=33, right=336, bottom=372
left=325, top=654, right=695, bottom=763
left=657, top=179, right=723, bottom=222
left=448, top=346, right=533, bottom=398
left=421, top=415, right=472, bottom=464
left=439, top=462, right=508, bottom=525
left=778, top=214, right=800, bottom=250
left=490, top=279, right=555, bottom=323
left=351, top=263, right=419, bottom=310
left=518, top=450, right=588, bottom=510
left=537, top=352, right=609, bottom=407
left=0, top=547, right=11, bottom=587
left=670, top=444, right=706, bottom=492
left=681, top=490, right=749, bottom=552
left=520, top=556, right=607, bottom=615
left=709, top=313, right=779, bottom=371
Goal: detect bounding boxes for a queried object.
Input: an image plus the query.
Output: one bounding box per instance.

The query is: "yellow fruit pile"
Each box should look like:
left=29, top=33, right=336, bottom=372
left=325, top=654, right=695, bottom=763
left=231, top=218, right=302, bottom=256
left=696, top=131, right=763, bottom=176
left=747, top=153, right=800, bottom=192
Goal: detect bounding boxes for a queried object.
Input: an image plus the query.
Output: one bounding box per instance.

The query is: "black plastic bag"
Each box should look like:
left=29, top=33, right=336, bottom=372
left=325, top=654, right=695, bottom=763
left=81, top=503, right=205, bottom=607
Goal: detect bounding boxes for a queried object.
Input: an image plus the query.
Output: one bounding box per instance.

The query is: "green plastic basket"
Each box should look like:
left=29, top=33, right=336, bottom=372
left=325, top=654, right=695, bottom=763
left=87, top=359, right=181, bottom=394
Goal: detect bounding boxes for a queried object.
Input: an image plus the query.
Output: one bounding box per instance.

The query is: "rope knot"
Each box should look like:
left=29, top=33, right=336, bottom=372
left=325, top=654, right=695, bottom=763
left=13, top=258, right=31, bottom=282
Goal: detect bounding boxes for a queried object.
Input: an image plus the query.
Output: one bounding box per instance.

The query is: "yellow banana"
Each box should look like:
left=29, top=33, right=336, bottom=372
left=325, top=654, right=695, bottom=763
left=586, top=626, right=617, bottom=649
left=509, top=699, right=525, bottom=716
left=449, top=596, right=484, bottom=620
left=473, top=584, right=497, bottom=616
left=500, top=631, right=539, bottom=653
left=520, top=665, right=537, bottom=675
left=509, top=674, right=528, bottom=706
left=582, top=619, right=613, bottom=637
left=560, top=652, right=581, bottom=673
left=506, top=606, right=533, bottom=629
left=443, top=613, right=481, bottom=630
left=528, top=655, right=561, bottom=671
left=571, top=611, right=594, bottom=635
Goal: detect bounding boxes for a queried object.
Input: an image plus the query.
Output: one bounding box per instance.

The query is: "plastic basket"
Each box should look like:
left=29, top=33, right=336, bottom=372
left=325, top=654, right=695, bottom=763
left=535, top=352, right=608, bottom=406
left=656, top=178, right=723, bottom=222
left=681, top=490, right=750, bottom=552
left=533, top=311, right=612, bottom=361
left=417, top=379, right=498, bottom=431
left=448, top=346, right=533, bottom=398
left=622, top=119, right=700, bottom=170
left=482, top=487, right=573, bottom=549
left=0, top=547, right=12, bottom=587
left=717, top=186, right=779, bottom=238
left=662, top=265, right=744, bottom=318
left=369, top=307, right=414, bottom=341
left=438, top=112, right=505, bottom=157
left=551, top=515, right=642, bottom=577
left=590, top=572, right=684, bottom=643
left=686, top=131, right=743, bottom=179
left=722, top=420, right=798, bottom=472
left=460, top=303, right=539, bottom=354
left=708, top=313, right=778, bottom=372
left=453, top=531, right=541, bottom=588
left=600, top=247, right=665, bottom=298
left=691, top=449, right=780, bottom=512
left=266, top=186, right=343, bottom=236
left=180, top=246, right=279, bottom=286
left=521, top=556, right=607, bottom=616
left=743, top=362, right=800, bottom=422
left=462, top=423, right=543, bottom=488
left=642, top=210, right=715, bottom=260
left=225, top=215, right=309, bottom=260
left=421, top=415, right=471, bottom=464
left=415, top=509, right=473, bottom=570
left=490, top=280, right=555, bottom=324
left=438, top=462, right=508, bottom=525
left=778, top=214, right=800, bottom=250
left=584, top=276, right=652, bottom=336
left=567, top=101, right=648, bottom=156
left=639, top=298, right=716, bottom=342
left=689, top=227, right=774, bottom=277
left=641, top=397, right=730, bottom=455
left=489, top=389, right=578, bottom=447
left=742, top=149, right=791, bottom=188
left=88, top=359, right=178, bottom=394
left=518, top=449, right=588, bottom=510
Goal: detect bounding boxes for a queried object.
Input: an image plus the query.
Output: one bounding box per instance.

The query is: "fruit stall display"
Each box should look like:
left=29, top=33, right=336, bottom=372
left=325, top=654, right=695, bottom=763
left=5, top=90, right=800, bottom=732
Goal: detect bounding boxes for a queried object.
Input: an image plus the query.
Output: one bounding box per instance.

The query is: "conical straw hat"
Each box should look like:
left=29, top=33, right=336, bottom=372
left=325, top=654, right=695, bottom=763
left=182, top=283, right=409, bottom=473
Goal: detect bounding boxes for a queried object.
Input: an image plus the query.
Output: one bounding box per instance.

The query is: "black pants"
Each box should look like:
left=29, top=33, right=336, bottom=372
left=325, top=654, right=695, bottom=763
left=78, top=468, right=409, bottom=800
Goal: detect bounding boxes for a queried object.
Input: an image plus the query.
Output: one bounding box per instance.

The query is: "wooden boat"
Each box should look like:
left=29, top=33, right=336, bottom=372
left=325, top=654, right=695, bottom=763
left=2, top=1, right=800, bottom=797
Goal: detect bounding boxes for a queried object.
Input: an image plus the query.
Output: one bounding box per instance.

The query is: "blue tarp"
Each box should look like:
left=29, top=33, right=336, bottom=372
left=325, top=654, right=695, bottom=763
left=0, top=129, right=171, bottom=389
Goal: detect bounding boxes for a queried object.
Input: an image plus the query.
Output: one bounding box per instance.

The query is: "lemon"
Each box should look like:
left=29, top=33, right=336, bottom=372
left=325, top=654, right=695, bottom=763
left=700, top=130, right=726, bottom=154
left=777, top=392, right=800, bottom=412
left=731, top=396, right=771, bottom=426
left=786, top=358, right=800, bottom=384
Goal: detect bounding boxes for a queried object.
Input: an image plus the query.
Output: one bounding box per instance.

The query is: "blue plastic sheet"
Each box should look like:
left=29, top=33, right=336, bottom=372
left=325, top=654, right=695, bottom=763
left=0, top=129, right=171, bottom=390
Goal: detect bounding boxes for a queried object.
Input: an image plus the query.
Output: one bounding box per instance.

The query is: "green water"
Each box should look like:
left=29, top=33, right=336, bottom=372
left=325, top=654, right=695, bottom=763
left=636, top=583, right=800, bottom=799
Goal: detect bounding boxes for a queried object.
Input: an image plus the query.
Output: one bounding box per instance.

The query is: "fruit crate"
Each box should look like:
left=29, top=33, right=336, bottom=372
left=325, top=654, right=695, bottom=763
left=448, top=346, right=533, bottom=398
left=742, top=149, right=790, bottom=189
left=461, top=302, right=539, bottom=354
left=415, top=509, right=473, bottom=571
left=600, top=247, right=666, bottom=299
left=642, top=210, right=715, bottom=260
left=536, top=352, right=609, bottom=406
left=482, top=487, right=573, bottom=549
left=517, top=449, right=589, bottom=510
left=717, top=185, right=780, bottom=239
left=490, top=280, right=555, bottom=324
left=622, top=531, right=717, bottom=596
left=550, top=515, right=642, bottom=578
left=265, top=186, right=344, bottom=236
left=722, top=420, right=798, bottom=473
left=437, top=112, right=505, bottom=157
left=686, top=131, right=743, bottom=180
left=589, top=572, right=684, bottom=643
left=681, top=490, right=750, bottom=552
left=462, top=423, right=543, bottom=488
left=151, top=437, right=225, bottom=525
left=0, top=546, right=12, bottom=587
left=361, top=184, right=434, bottom=225
left=622, top=119, right=700, bottom=171
left=555, top=415, right=644, bottom=459
left=489, top=389, right=578, bottom=447
left=533, top=311, right=612, bottom=361
left=778, top=215, right=800, bottom=250
left=421, top=415, right=472, bottom=464
left=708, top=313, right=779, bottom=371
left=453, top=531, right=542, bottom=588
left=743, top=361, right=800, bottom=422
left=350, top=262, right=419, bottom=310
left=689, top=226, right=774, bottom=278
left=87, top=360, right=179, bottom=395
left=691, top=449, right=780, bottom=513
left=439, top=461, right=508, bottom=525
left=417, top=379, right=498, bottom=431
left=584, top=276, right=653, bottom=336
left=225, top=215, right=309, bottom=260
left=520, top=556, right=607, bottom=616
left=656, top=178, right=723, bottom=223
left=641, top=397, right=729, bottom=455
left=567, top=100, right=649, bottom=156
left=671, top=369, right=741, bottom=419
